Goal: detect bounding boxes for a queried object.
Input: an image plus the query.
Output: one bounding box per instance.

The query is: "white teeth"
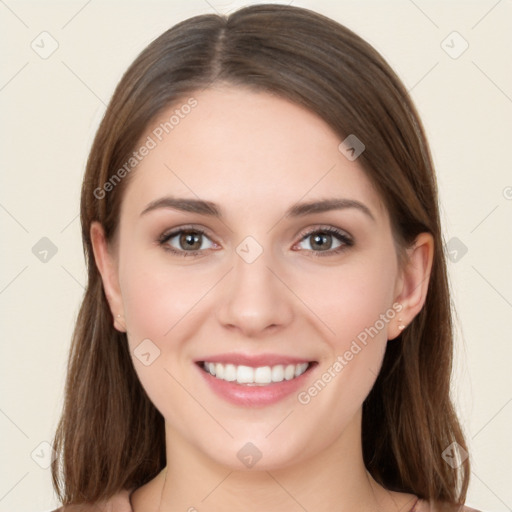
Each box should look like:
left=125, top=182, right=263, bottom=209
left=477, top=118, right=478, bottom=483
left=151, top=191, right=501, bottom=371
left=237, top=365, right=254, bottom=383
left=254, top=366, right=272, bottom=384
left=284, top=364, right=295, bottom=380
left=224, top=364, right=237, bottom=381
left=271, top=365, right=284, bottom=382
left=202, top=361, right=310, bottom=385
left=296, top=363, right=309, bottom=377
left=215, top=363, right=224, bottom=379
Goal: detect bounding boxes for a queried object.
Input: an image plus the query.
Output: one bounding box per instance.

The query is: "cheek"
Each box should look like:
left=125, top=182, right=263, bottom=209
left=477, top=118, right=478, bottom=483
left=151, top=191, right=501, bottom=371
left=299, top=248, right=398, bottom=416
left=118, top=252, right=211, bottom=423
left=119, top=249, right=211, bottom=347
left=297, top=252, right=398, bottom=350
left=292, top=250, right=398, bottom=411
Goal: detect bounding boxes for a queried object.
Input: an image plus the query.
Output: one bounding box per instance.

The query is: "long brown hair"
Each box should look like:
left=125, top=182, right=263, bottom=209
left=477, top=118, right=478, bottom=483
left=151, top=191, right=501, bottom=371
left=51, top=4, right=470, bottom=507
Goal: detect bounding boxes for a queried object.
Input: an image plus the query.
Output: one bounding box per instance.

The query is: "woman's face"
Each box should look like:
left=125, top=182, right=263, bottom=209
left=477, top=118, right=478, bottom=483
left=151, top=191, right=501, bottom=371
left=100, top=85, right=408, bottom=470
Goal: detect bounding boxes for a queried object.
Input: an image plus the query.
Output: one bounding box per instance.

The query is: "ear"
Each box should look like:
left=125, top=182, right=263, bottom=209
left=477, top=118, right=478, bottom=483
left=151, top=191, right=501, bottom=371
left=389, top=232, right=434, bottom=340
left=90, top=221, right=126, bottom=332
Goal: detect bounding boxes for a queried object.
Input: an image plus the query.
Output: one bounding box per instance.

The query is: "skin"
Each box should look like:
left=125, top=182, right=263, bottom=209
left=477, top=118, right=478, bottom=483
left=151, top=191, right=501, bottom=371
left=91, top=85, right=434, bottom=512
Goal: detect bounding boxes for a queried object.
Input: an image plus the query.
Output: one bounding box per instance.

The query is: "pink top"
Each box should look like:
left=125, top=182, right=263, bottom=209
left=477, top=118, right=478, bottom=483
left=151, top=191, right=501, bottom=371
left=51, top=488, right=483, bottom=511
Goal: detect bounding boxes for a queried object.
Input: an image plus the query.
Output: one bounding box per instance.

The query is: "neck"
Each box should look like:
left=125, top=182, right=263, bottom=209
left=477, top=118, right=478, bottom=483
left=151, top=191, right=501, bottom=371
left=134, top=409, right=417, bottom=512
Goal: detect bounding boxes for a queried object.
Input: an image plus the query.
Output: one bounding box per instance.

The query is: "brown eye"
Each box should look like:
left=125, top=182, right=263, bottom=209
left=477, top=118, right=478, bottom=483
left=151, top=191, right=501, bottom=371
left=159, top=228, right=216, bottom=256
left=308, top=232, right=335, bottom=251
left=177, top=231, right=203, bottom=251
left=296, top=227, right=353, bottom=256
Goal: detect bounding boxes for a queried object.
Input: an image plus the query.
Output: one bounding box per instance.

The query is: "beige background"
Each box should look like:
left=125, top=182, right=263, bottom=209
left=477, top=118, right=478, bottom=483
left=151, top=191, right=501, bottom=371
left=1, top=1, right=511, bottom=511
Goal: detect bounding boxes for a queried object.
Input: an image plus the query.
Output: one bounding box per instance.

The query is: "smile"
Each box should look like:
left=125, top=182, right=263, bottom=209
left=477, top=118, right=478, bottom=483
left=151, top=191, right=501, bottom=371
left=200, top=361, right=310, bottom=385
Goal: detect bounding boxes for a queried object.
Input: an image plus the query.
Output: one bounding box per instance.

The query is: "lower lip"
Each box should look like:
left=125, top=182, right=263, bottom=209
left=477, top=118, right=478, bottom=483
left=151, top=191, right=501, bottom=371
left=196, top=363, right=316, bottom=407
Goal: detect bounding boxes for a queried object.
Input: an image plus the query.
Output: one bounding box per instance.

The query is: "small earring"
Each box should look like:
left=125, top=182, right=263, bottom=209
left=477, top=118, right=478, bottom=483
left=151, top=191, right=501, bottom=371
left=114, top=314, right=126, bottom=332
left=398, top=318, right=406, bottom=331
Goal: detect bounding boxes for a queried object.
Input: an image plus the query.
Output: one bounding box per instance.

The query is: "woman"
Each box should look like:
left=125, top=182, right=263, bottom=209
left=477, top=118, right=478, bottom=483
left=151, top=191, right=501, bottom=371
left=50, top=4, right=481, bottom=511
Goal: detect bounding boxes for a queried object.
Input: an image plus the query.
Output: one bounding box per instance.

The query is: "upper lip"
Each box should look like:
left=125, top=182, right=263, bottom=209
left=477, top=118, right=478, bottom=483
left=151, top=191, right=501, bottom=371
left=196, top=353, right=315, bottom=367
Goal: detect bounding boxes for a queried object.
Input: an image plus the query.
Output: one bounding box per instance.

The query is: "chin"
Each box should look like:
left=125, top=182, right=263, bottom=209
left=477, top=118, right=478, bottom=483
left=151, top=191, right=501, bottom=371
left=194, top=430, right=318, bottom=472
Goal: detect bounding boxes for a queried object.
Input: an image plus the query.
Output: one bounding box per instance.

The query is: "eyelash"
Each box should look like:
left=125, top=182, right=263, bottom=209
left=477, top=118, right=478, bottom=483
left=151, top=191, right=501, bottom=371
left=157, top=225, right=354, bottom=258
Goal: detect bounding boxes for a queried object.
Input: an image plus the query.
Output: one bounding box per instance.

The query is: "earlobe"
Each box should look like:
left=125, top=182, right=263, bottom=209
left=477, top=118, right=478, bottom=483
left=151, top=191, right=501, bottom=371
left=389, top=232, right=434, bottom=340
left=90, top=221, right=126, bottom=332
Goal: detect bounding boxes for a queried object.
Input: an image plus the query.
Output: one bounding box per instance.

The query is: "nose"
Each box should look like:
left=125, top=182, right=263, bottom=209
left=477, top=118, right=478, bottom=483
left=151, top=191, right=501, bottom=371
left=215, top=242, right=294, bottom=338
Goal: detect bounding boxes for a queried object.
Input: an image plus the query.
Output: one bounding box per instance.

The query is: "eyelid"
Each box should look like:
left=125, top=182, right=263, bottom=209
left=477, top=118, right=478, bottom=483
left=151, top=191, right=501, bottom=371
left=159, top=223, right=215, bottom=241
left=295, top=224, right=352, bottom=242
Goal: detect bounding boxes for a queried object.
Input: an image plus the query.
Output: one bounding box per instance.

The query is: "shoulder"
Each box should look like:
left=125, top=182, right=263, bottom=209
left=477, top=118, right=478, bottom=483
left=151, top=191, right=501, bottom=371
left=414, top=498, right=484, bottom=512
left=48, top=494, right=485, bottom=512
left=49, top=488, right=135, bottom=512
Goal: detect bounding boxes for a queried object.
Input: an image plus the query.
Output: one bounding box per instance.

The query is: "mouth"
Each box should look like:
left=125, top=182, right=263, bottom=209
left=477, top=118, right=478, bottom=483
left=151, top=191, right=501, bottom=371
left=198, top=361, right=314, bottom=386
left=194, top=353, right=318, bottom=406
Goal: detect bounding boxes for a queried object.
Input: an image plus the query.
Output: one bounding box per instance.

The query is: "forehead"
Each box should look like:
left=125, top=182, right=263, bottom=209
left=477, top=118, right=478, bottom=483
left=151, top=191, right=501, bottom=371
left=121, top=85, right=387, bottom=222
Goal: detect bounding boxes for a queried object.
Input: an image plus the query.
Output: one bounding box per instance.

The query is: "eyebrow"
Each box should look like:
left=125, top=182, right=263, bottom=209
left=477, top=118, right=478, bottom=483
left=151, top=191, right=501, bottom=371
left=140, top=196, right=375, bottom=222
